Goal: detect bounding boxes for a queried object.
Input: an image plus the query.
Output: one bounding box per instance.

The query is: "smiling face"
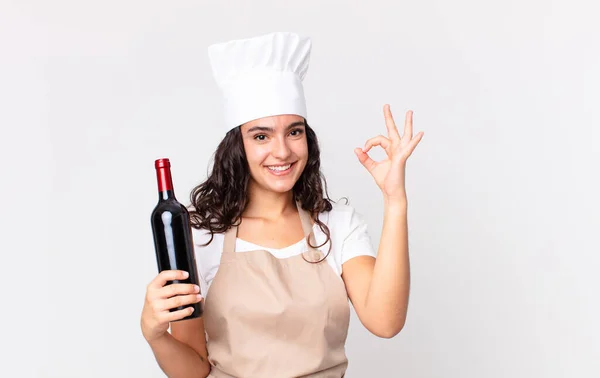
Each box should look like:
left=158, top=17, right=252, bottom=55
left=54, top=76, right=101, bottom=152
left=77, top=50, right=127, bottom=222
left=240, top=114, right=308, bottom=195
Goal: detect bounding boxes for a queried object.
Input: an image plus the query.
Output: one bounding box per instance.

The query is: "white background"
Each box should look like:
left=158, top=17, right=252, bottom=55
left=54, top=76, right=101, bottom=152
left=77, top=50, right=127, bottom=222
left=1, top=0, right=599, bottom=377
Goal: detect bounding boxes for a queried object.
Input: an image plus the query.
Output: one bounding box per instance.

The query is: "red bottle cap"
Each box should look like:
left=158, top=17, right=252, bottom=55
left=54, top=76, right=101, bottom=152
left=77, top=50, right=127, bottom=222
left=155, top=158, right=171, bottom=169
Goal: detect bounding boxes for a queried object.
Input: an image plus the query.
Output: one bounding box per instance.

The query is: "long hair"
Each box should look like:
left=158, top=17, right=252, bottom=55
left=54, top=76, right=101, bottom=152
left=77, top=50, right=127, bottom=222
left=188, top=121, right=333, bottom=262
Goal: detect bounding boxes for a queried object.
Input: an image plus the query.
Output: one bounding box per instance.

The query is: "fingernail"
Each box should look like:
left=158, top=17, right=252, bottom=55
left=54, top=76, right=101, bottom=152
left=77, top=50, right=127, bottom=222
left=196, top=294, right=203, bottom=300
left=194, top=285, right=200, bottom=292
left=183, top=271, right=189, bottom=278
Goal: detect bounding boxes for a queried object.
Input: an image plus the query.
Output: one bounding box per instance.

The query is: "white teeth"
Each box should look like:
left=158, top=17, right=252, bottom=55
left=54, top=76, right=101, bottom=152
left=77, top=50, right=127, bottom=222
left=267, top=164, right=292, bottom=171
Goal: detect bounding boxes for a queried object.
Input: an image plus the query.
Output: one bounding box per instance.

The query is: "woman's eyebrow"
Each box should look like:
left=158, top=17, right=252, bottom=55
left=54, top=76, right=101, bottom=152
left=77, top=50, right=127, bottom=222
left=246, top=121, right=305, bottom=134
left=246, top=126, right=273, bottom=133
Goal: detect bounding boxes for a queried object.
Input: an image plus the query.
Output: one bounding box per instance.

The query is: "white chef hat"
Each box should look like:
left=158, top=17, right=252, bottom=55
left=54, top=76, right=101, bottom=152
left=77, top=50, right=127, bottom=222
left=207, top=32, right=312, bottom=131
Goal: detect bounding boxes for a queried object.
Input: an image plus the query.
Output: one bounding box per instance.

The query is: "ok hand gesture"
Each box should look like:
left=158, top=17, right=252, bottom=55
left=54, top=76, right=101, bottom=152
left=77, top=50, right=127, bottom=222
left=354, top=104, right=424, bottom=201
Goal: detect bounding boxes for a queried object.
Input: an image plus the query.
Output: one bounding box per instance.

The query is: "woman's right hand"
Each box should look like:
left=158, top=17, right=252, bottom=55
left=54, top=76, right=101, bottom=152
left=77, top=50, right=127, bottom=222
left=141, top=270, right=203, bottom=343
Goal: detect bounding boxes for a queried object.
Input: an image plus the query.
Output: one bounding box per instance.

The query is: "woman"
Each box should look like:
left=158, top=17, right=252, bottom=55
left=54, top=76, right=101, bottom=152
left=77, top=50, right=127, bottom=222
left=141, top=32, right=423, bottom=377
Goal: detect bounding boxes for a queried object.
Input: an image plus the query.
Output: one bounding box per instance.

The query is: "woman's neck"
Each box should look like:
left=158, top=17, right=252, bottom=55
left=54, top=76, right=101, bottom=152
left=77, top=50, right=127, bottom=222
left=243, top=183, right=296, bottom=221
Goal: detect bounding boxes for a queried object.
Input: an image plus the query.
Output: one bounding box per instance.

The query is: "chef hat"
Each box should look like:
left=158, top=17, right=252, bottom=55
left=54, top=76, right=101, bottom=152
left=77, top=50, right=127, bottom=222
left=208, top=32, right=312, bottom=131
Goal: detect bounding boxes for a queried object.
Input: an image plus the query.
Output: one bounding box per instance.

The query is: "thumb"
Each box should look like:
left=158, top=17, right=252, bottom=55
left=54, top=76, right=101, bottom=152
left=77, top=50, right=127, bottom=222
left=354, top=148, right=375, bottom=172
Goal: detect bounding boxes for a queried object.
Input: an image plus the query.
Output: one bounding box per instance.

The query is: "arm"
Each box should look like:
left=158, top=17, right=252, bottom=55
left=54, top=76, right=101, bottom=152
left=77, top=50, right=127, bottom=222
left=148, top=317, right=211, bottom=378
left=344, top=104, right=423, bottom=338
left=342, top=199, right=409, bottom=339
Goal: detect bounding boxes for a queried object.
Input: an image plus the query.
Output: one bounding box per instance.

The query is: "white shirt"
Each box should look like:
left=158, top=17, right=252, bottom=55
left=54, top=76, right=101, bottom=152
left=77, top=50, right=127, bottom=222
left=192, top=202, right=377, bottom=296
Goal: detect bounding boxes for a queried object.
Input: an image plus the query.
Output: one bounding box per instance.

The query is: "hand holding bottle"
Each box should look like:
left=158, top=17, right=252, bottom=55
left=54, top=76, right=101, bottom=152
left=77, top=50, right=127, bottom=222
left=141, top=270, right=203, bottom=342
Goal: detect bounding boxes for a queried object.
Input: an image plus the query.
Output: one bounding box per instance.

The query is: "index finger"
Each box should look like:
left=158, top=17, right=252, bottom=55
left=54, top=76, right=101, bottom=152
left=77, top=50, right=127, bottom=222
left=149, top=270, right=189, bottom=289
left=383, top=104, right=401, bottom=142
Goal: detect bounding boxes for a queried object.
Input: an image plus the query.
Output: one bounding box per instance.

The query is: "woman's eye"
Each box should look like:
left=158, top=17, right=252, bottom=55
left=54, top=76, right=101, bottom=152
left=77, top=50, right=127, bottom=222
left=254, top=134, right=267, bottom=141
left=290, top=129, right=304, bottom=136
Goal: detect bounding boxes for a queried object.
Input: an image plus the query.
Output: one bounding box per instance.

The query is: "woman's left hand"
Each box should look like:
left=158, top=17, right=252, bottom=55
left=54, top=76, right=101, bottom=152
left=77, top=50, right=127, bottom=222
left=355, top=104, right=424, bottom=202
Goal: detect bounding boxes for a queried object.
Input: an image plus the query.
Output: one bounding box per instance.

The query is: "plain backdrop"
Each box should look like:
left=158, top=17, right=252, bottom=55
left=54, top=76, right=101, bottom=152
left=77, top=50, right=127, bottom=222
left=1, top=0, right=599, bottom=377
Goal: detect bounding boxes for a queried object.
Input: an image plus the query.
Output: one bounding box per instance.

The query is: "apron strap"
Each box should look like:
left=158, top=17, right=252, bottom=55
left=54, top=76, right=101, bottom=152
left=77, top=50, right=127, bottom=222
left=296, top=200, right=317, bottom=246
left=222, top=223, right=238, bottom=257
left=296, top=201, right=324, bottom=262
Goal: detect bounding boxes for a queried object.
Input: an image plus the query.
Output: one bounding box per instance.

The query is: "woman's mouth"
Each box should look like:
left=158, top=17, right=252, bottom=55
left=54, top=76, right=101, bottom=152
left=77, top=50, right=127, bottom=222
left=265, top=162, right=296, bottom=176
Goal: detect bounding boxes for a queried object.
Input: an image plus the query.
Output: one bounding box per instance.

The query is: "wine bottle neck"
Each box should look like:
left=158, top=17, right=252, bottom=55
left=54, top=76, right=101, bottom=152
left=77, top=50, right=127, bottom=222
left=158, top=189, right=176, bottom=201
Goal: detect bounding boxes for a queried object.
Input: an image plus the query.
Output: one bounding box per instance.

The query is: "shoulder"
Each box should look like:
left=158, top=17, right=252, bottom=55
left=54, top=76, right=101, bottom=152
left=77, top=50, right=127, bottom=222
left=318, top=200, right=369, bottom=235
left=191, top=227, right=223, bottom=250
left=314, top=200, right=376, bottom=274
left=191, top=228, right=224, bottom=271
left=191, top=227, right=224, bottom=294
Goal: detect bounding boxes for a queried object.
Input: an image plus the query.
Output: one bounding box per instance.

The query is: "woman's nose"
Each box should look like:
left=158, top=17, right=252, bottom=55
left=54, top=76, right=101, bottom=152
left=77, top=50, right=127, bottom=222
left=272, top=137, right=292, bottom=159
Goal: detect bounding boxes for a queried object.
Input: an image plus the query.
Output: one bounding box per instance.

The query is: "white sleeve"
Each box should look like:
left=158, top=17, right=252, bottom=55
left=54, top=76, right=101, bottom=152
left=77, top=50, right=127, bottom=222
left=340, top=207, right=377, bottom=265
left=191, top=228, right=213, bottom=296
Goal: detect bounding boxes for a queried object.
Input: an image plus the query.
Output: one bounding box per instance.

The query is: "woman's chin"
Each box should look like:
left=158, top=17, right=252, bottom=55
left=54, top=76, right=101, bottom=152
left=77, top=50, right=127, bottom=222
left=258, top=177, right=297, bottom=194
left=267, top=181, right=296, bottom=193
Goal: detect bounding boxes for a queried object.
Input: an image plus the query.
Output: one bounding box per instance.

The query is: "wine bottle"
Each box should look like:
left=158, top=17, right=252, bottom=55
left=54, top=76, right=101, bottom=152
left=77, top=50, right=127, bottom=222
left=151, top=158, right=203, bottom=320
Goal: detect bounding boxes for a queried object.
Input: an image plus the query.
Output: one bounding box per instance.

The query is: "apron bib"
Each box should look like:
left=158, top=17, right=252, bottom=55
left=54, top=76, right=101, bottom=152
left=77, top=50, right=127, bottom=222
left=203, top=201, right=350, bottom=377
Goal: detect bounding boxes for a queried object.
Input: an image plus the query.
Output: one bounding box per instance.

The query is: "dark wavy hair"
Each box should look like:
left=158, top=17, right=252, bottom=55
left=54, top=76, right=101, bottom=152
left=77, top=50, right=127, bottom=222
left=188, top=120, right=334, bottom=262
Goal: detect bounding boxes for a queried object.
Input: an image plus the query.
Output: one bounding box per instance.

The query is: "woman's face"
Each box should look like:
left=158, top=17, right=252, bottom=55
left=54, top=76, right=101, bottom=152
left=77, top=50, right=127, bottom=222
left=240, top=114, right=308, bottom=194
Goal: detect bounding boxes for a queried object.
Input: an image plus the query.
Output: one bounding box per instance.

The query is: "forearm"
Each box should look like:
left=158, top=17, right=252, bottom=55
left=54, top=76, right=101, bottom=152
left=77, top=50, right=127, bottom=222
left=148, top=332, right=210, bottom=378
left=366, top=196, right=410, bottom=334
